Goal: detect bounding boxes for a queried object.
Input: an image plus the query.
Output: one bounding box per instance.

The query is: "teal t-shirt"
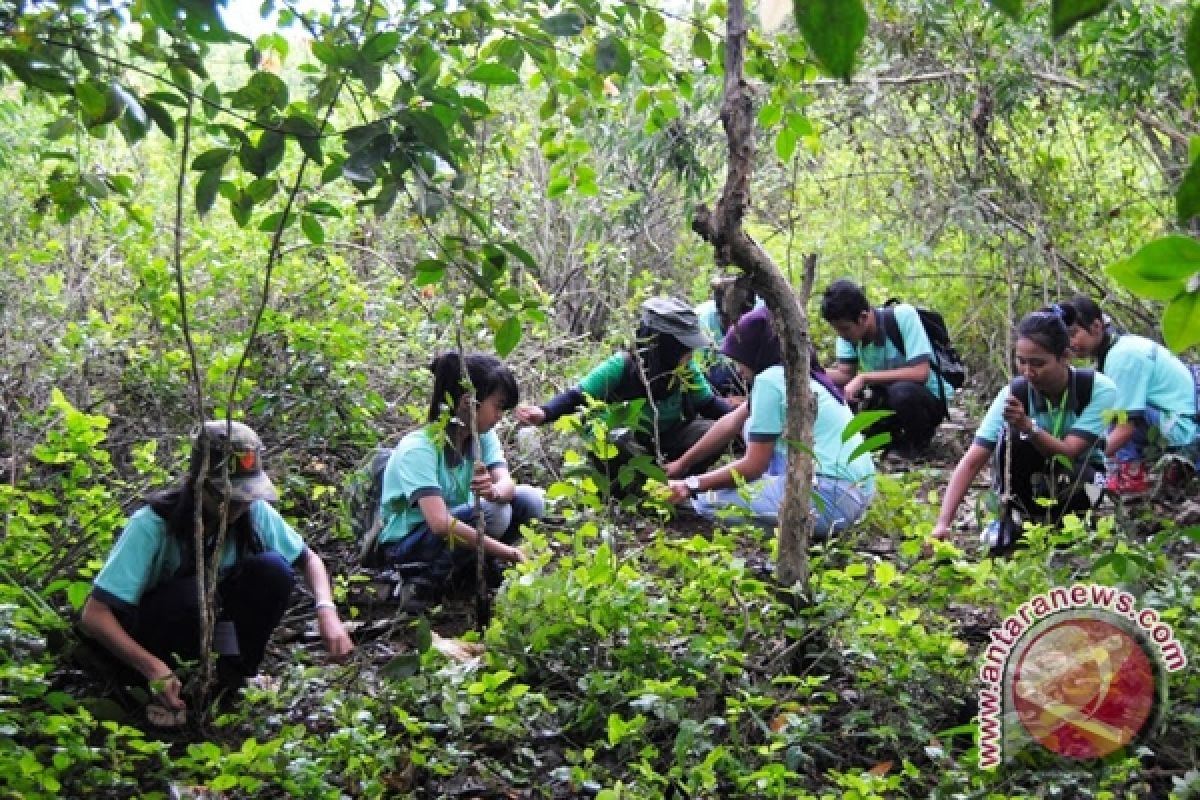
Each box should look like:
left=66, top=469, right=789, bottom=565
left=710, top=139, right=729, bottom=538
left=834, top=303, right=952, bottom=399
left=1103, top=334, right=1198, bottom=448
left=694, top=300, right=724, bottom=347
left=744, top=365, right=876, bottom=492
left=974, top=369, right=1117, bottom=467
left=92, top=500, right=307, bottom=607
left=378, top=426, right=506, bottom=545
left=577, top=353, right=715, bottom=434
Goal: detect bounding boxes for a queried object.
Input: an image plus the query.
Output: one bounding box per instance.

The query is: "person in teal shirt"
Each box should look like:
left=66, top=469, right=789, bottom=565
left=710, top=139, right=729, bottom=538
left=820, top=279, right=953, bottom=458
left=80, top=421, right=353, bottom=719
left=378, top=353, right=544, bottom=597
left=693, top=275, right=760, bottom=397
left=932, top=310, right=1116, bottom=555
left=1061, top=294, right=1199, bottom=496
left=516, top=297, right=732, bottom=493
left=664, top=306, right=875, bottom=537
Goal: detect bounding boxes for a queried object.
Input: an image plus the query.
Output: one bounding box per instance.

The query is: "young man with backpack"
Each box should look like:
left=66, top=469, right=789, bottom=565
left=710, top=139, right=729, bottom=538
left=79, top=421, right=353, bottom=720
left=820, top=279, right=959, bottom=459
left=1061, top=295, right=1199, bottom=496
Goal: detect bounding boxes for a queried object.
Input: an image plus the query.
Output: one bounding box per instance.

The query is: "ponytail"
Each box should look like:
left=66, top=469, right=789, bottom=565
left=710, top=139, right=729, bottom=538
left=426, top=352, right=520, bottom=423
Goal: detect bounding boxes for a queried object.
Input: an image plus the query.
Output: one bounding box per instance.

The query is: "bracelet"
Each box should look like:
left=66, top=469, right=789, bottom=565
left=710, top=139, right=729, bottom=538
left=314, top=601, right=337, bottom=613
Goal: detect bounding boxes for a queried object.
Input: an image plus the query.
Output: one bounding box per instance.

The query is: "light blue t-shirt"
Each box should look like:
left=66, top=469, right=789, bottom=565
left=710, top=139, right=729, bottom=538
left=745, top=365, right=876, bottom=492
left=1102, top=334, right=1198, bottom=448
left=974, top=369, right=1117, bottom=467
left=834, top=303, right=952, bottom=399
left=695, top=299, right=724, bottom=347
left=378, top=426, right=507, bottom=545
left=93, top=500, right=307, bottom=608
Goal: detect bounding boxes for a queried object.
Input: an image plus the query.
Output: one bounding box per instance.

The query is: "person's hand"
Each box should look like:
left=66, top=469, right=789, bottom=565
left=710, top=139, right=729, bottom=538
left=471, top=462, right=496, bottom=500
left=844, top=375, right=866, bottom=405
left=148, top=667, right=185, bottom=710
left=316, top=610, right=354, bottom=661
left=725, top=395, right=747, bottom=408
left=664, top=459, right=686, bottom=479
left=1002, top=394, right=1033, bottom=434
left=931, top=521, right=952, bottom=541
left=515, top=405, right=545, bottom=426
left=665, top=480, right=691, bottom=505
left=507, top=544, right=527, bottom=564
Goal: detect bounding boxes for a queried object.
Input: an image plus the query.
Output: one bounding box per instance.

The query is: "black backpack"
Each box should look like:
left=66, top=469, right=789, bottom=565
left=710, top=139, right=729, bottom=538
left=346, top=447, right=393, bottom=567
left=877, top=300, right=968, bottom=391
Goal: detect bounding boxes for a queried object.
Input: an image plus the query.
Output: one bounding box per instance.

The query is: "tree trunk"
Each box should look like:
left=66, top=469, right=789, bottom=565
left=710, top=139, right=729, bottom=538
left=691, top=0, right=816, bottom=592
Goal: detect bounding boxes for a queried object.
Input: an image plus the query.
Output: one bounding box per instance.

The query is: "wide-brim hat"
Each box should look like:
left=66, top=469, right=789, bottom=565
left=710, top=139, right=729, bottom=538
left=193, top=420, right=278, bottom=504
left=640, top=297, right=709, bottom=350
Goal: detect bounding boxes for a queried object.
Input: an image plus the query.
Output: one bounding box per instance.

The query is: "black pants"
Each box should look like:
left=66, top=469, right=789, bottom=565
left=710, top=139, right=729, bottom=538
left=860, top=381, right=945, bottom=454
left=595, top=418, right=719, bottom=496
left=108, top=552, right=296, bottom=684
left=989, top=430, right=1104, bottom=553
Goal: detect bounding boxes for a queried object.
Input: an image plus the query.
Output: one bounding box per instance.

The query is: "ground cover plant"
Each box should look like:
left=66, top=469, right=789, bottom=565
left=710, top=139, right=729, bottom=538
left=1, top=0, right=1199, bottom=796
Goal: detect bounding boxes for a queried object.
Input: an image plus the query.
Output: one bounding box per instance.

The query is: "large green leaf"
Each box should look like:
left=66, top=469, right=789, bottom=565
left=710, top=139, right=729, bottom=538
left=495, top=315, right=522, bottom=356
left=195, top=168, right=223, bottom=215
left=986, top=0, right=1022, bottom=19
left=1163, top=291, right=1200, bottom=352
left=191, top=147, right=233, bottom=171
left=595, top=35, right=632, bottom=76
left=1050, top=0, right=1111, bottom=37
left=1106, top=236, right=1200, bottom=301
left=465, top=62, right=519, bottom=85
left=362, top=31, right=401, bottom=62
left=1188, top=7, right=1200, bottom=93
left=792, top=0, right=866, bottom=81
left=541, top=11, right=586, bottom=36
left=1177, top=156, right=1200, bottom=226
left=142, top=98, right=177, bottom=139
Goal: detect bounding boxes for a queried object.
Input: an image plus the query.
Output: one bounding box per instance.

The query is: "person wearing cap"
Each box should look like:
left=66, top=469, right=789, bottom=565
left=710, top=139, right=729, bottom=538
left=79, top=420, right=353, bottom=716
left=663, top=307, right=876, bottom=536
left=693, top=276, right=761, bottom=397
left=515, top=297, right=734, bottom=490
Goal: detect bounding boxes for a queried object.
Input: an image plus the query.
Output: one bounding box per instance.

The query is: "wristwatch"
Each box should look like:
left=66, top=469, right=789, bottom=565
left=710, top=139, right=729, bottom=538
left=685, top=475, right=701, bottom=496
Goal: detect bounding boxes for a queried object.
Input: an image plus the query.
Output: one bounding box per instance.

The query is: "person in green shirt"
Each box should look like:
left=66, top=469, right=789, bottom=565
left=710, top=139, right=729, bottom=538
left=80, top=421, right=353, bottom=719
left=1060, top=294, right=1198, bottom=496
left=377, top=353, right=544, bottom=598
left=516, top=297, right=733, bottom=493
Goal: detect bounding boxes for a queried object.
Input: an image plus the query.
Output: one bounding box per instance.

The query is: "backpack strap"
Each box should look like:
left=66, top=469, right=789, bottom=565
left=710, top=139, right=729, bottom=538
left=877, top=305, right=906, bottom=357
left=1011, top=369, right=1095, bottom=420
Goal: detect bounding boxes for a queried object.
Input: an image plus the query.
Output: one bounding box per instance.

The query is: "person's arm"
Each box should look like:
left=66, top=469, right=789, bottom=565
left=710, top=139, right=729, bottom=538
left=299, top=551, right=354, bottom=660
left=1104, top=421, right=1136, bottom=457
left=516, top=387, right=587, bottom=426
left=826, top=361, right=858, bottom=388
left=695, top=393, right=733, bottom=420
left=1002, top=393, right=1095, bottom=460
left=667, top=438, right=775, bottom=502
left=931, top=444, right=991, bottom=539
left=80, top=596, right=184, bottom=709
left=478, top=463, right=517, bottom=502
left=666, top=404, right=749, bottom=478
left=416, top=494, right=524, bottom=563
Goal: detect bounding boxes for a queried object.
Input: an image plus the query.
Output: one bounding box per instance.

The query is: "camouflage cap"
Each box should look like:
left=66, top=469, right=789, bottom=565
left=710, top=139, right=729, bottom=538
left=639, top=297, right=709, bottom=350
left=192, top=420, right=278, bottom=505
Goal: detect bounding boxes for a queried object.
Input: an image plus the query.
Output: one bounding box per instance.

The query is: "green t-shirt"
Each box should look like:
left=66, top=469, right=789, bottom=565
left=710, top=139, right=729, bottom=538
left=745, top=366, right=876, bottom=491
left=578, top=353, right=716, bottom=434
left=378, top=426, right=507, bottom=545
left=92, top=500, right=307, bottom=608
left=834, top=303, right=952, bottom=399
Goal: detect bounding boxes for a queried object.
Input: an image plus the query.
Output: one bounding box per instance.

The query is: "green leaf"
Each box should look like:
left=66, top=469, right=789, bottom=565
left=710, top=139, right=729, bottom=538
left=1050, top=0, right=1111, bottom=37
left=1105, top=236, right=1200, bottom=301
left=839, top=409, right=892, bottom=442
left=1178, top=156, right=1200, bottom=226
left=1188, top=7, right=1200, bottom=90
left=846, top=432, right=891, bottom=464
left=692, top=30, right=713, bottom=61
left=986, top=0, right=1022, bottom=19
left=595, top=35, right=632, bottom=76
left=1163, top=290, right=1200, bottom=352
left=259, top=210, right=295, bottom=232
left=202, top=82, right=222, bottom=120
left=495, top=316, right=521, bottom=356
left=303, top=200, right=342, bottom=217
left=541, top=11, right=586, bottom=36
left=301, top=214, right=325, bottom=244
left=792, top=0, right=867, bottom=81
left=142, top=98, right=177, bottom=139
left=500, top=241, right=537, bottom=271
left=195, top=168, right=222, bottom=215
left=0, top=49, right=72, bottom=94
left=466, top=62, right=520, bottom=85
left=191, top=147, right=234, bottom=171
left=75, top=81, right=108, bottom=119
left=775, top=127, right=797, bottom=162
left=362, top=31, right=401, bottom=61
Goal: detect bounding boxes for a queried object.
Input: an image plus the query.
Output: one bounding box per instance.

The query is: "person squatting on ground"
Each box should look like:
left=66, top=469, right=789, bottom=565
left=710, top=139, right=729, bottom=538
left=79, top=421, right=354, bottom=716
left=1060, top=294, right=1199, bottom=496
left=663, top=306, right=876, bottom=538
left=377, top=353, right=544, bottom=598
left=820, top=279, right=952, bottom=458
left=931, top=309, right=1117, bottom=555
left=693, top=275, right=760, bottom=398
left=516, top=297, right=733, bottom=491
